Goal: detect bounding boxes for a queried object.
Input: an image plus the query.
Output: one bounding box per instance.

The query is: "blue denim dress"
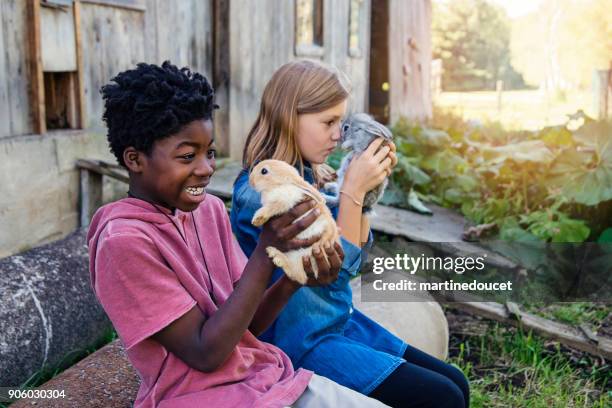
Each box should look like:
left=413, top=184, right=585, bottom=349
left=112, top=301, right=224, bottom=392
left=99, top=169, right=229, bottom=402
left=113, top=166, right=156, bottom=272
left=230, top=165, right=407, bottom=394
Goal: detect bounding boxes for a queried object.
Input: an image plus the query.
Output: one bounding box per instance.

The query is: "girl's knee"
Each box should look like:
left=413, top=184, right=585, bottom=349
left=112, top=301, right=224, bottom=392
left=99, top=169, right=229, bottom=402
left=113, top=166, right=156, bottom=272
left=435, top=377, right=466, bottom=408
left=447, top=365, right=470, bottom=402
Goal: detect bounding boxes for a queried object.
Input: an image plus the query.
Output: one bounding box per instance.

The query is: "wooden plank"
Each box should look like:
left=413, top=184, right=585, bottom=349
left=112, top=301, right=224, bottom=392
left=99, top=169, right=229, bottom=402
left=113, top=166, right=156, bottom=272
left=76, top=159, right=129, bottom=184
left=73, top=0, right=86, bottom=128
left=80, top=0, right=146, bottom=11
left=0, top=2, right=11, bottom=138
left=370, top=201, right=466, bottom=242
left=79, top=1, right=146, bottom=128
left=154, top=0, right=212, bottom=75
left=40, top=3, right=77, bottom=72
left=213, top=0, right=230, bottom=157
left=442, top=299, right=612, bottom=360
left=27, top=0, right=46, bottom=134
left=1, top=0, right=40, bottom=136
left=387, top=0, right=432, bottom=123
left=142, top=0, right=158, bottom=63
left=79, top=168, right=103, bottom=227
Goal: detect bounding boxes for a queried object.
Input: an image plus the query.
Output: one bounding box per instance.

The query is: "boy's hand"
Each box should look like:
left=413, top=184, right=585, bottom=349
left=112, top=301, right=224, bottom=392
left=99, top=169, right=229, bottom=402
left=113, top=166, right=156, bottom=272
left=258, top=199, right=321, bottom=253
left=301, top=241, right=344, bottom=286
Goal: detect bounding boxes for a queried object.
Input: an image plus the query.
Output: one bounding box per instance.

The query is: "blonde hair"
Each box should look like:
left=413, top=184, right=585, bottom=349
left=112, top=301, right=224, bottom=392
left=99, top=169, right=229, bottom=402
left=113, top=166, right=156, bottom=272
left=242, top=60, right=350, bottom=182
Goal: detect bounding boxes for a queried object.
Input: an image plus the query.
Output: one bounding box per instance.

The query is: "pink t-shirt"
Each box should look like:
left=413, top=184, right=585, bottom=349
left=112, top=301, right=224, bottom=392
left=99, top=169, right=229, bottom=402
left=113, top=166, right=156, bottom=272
left=87, top=196, right=312, bottom=408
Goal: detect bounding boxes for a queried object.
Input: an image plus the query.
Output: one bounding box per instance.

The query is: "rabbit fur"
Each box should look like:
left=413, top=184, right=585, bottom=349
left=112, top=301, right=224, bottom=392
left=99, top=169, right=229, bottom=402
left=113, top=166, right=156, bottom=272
left=249, top=159, right=340, bottom=285
left=323, top=113, right=393, bottom=213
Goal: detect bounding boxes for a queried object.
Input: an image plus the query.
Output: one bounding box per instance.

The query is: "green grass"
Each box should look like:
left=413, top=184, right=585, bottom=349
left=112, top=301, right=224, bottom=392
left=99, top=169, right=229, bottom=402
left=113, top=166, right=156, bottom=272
left=448, top=318, right=611, bottom=407
left=524, top=303, right=610, bottom=329
left=434, top=90, right=594, bottom=131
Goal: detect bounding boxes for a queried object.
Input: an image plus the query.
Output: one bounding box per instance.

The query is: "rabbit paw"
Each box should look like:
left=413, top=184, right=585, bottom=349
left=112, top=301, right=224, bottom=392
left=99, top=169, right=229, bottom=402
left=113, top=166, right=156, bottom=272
left=252, top=208, right=269, bottom=226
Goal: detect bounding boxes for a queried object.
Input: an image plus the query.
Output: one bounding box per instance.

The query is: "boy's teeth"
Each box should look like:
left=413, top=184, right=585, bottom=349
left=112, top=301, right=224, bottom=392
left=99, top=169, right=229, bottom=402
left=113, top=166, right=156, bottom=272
left=186, top=187, right=204, bottom=195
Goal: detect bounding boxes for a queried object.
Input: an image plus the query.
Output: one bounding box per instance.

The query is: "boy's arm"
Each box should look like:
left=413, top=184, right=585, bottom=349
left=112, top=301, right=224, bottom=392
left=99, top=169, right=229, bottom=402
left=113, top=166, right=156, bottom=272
left=248, top=241, right=344, bottom=336
left=151, top=201, right=319, bottom=373
left=152, top=247, right=274, bottom=372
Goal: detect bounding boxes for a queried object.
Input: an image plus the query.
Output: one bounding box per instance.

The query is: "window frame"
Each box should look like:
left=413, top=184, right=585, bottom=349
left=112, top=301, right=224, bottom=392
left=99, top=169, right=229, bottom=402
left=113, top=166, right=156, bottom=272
left=348, top=0, right=365, bottom=58
left=294, top=0, right=324, bottom=58
left=27, top=0, right=86, bottom=134
left=80, top=0, right=146, bottom=12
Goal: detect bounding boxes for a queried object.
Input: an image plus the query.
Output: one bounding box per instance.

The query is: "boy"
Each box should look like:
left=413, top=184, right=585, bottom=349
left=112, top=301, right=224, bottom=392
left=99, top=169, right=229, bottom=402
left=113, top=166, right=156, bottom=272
left=88, top=61, right=387, bottom=407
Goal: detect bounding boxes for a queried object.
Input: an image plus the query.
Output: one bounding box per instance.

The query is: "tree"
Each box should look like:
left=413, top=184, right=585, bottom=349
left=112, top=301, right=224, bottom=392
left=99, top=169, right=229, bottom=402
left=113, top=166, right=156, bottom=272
left=432, top=0, right=524, bottom=91
left=510, top=0, right=612, bottom=89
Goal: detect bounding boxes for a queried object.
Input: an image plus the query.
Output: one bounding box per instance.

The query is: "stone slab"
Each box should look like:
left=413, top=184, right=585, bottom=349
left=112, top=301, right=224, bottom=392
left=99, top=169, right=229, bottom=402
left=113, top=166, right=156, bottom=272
left=0, top=229, right=112, bottom=387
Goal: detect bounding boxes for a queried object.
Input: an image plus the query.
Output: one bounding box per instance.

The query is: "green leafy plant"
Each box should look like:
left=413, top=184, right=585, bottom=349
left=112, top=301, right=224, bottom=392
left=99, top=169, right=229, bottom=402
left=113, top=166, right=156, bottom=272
left=382, top=113, right=611, bottom=242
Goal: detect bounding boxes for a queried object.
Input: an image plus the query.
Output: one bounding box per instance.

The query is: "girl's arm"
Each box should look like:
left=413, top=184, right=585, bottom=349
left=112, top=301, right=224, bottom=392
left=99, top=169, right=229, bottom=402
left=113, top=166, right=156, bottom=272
left=152, top=201, right=321, bottom=372
left=336, top=139, right=391, bottom=245
left=360, top=214, right=370, bottom=247
left=338, top=140, right=397, bottom=246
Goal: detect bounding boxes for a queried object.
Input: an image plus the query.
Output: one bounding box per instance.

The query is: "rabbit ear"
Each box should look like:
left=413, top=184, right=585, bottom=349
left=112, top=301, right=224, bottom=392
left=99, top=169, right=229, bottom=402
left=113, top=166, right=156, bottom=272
left=364, top=120, right=392, bottom=139
left=297, top=183, right=325, bottom=205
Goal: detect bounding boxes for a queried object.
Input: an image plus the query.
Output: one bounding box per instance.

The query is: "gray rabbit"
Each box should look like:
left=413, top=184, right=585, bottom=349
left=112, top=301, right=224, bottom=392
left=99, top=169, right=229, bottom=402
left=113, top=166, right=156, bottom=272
left=323, top=113, right=393, bottom=213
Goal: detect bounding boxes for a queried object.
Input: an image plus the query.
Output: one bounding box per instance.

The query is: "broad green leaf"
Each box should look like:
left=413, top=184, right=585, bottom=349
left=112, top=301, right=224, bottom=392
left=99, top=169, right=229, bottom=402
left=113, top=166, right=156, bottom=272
left=454, top=174, right=479, bottom=192
left=407, top=189, right=433, bottom=215
left=597, top=228, right=612, bottom=243
left=539, top=126, right=574, bottom=148
left=443, top=188, right=464, bottom=204
left=548, top=144, right=612, bottom=206
left=380, top=185, right=406, bottom=207
left=416, top=128, right=452, bottom=147
left=421, top=150, right=467, bottom=177
left=552, top=219, right=590, bottom=243
left=486, top=140, right=556, bottom=164
left=397, top=156, right=431, bottom=185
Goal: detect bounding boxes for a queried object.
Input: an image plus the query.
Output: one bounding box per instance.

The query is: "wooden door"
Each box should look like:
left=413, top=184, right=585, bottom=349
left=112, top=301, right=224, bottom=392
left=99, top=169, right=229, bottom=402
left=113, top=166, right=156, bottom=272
left=368, top=0, right=389, bottom=124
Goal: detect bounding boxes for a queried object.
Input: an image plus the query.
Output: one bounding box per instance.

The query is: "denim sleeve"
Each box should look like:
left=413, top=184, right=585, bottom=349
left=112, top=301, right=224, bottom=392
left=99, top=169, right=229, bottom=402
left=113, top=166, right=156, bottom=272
left=229, top=174, right=262, bottom=260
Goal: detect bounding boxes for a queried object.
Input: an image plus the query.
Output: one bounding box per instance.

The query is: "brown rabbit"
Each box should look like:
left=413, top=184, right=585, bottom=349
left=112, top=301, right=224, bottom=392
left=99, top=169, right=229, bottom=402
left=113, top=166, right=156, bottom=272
left=249, top=160, right=340, bottom=284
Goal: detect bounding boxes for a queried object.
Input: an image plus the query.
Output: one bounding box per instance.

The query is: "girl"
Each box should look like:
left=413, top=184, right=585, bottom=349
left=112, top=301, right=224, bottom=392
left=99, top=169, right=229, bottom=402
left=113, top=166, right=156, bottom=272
left=230, top=60, right=470, bottom=408
left=88, top=61, right=388, bottom=407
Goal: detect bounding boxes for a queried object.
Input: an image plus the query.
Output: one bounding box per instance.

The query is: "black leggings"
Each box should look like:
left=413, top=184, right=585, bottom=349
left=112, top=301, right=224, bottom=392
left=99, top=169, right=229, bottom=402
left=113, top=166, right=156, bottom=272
left=369, top=344, right=469, bottom=408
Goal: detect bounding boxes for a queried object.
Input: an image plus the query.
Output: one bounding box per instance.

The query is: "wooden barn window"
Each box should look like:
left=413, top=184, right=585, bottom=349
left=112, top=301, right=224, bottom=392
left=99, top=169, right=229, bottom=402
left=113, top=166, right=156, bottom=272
left=295, top=0, right=324, bottom=57
left=27, top=0, right=85, bottom=133
left=348, top=0, right=365, bottom=58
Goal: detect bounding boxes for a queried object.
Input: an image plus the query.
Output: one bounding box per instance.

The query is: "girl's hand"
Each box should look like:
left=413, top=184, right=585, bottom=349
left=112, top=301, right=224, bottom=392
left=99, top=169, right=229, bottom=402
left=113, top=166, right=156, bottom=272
left=387, top=141, right=398, bottom=176
left=301, top=241, right=344, bottom=286
left=258, top=200, right=321, bottom=253
left=342, top=138, right=393, bottom=196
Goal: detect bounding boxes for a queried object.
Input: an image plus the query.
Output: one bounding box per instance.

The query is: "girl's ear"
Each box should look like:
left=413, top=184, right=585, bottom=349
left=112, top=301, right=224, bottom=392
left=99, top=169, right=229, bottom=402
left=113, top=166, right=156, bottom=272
left=123, top=147, right=144, bottom=173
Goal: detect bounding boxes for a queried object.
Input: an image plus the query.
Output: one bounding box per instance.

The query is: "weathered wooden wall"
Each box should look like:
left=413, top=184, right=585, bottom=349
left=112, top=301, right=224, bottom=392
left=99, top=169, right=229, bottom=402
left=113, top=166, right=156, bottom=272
left=0, top=0, right=215, bottom=258
left=388, top=0, right=432, bottom=123
left=81, top=0, right=214, bottom=129
left=0, top=0, right=34, bottom=138
left=0, top=1, right=214, bottom=135
left=228, top=0, right=372, bottom=160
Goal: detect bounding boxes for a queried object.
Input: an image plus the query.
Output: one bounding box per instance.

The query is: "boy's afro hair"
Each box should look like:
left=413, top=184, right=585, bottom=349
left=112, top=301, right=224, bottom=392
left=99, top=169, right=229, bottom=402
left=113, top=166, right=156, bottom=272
left=101, top=60, right=218, bottom=167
